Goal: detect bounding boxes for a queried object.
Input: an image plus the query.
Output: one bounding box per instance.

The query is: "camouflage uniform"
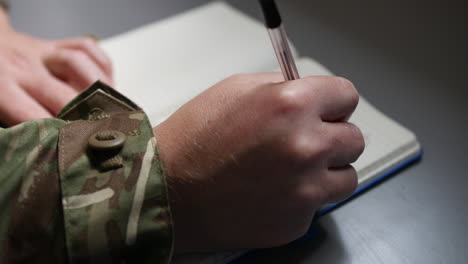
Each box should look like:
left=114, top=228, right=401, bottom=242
left=0, top=82, right=173, bottom=263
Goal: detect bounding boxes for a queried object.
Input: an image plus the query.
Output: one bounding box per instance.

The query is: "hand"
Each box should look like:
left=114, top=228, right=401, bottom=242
left=0, top=10, right=113, bottom=126
left=154, top=73, right=365, bottom=252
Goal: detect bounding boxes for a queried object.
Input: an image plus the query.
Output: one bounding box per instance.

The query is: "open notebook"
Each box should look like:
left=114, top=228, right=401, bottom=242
left=100, top=2, right=422, bottom=263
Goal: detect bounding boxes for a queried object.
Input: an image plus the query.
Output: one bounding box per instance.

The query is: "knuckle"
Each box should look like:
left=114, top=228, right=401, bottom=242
left=283, top=132, right=331, bottom=162
left=271, top=84, right=307, bottom=115
left=296, top=184, right=324, bottom=208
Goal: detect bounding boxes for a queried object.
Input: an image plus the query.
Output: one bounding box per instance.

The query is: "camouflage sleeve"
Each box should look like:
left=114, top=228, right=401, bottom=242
left=0, top=81, right=174, bottom=263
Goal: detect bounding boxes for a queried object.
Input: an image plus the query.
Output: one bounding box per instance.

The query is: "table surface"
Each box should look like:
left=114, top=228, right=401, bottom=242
left=9, top=0, right=468, bottom=263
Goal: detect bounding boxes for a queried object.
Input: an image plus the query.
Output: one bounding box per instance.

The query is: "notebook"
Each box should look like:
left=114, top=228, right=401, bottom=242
left=100, top=2, right=422, bottom=263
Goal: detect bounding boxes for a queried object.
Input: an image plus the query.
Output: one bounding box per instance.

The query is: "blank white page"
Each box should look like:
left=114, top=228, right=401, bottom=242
left=100, top=2, right=297, bottom=125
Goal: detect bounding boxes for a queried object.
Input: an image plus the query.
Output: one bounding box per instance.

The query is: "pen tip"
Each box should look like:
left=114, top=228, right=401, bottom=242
left=259, top=0, right=282, bottom=29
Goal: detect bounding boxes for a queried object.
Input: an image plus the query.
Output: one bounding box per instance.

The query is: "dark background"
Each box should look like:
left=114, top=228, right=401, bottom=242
left=9, top=0, right=468, bottom=263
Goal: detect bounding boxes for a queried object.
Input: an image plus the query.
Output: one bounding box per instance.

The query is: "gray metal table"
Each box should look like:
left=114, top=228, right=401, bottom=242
left=9, top=0, right=468, bottom=263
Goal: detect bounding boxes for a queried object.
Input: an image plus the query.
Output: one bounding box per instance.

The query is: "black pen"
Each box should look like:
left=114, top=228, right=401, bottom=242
left=259, top=0, right=300, bottom=81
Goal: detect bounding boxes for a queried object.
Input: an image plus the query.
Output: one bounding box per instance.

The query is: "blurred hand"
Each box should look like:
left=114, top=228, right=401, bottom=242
left=154, top=73, right=365, bottom=252
left=0, top=18, right=113, bottom=126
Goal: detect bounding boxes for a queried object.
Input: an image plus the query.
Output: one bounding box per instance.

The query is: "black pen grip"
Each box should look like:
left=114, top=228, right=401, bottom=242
left=259, top=0, right=282, bottom=29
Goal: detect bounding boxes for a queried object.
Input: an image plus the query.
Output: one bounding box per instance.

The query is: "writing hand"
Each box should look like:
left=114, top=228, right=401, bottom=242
left=155, top=73, right=365, bottom=252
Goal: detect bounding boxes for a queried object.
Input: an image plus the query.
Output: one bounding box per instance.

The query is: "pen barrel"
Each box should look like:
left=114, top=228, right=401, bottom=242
left=267, top=25, right=300, bottom=81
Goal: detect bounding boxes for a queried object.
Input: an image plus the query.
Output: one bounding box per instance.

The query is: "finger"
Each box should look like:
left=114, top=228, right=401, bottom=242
left=44, top=49, right=112, bottom=91
left=55, top=37, right=113, bottom=78
left=322, top=121, right=365, bottom=167
left=322, top=165, right=358, bottom=204
left=302, top=76, right=360, bottom=122
left=0, top=78, right=52, bottom=126
left=23, top=75, right=78, bottom=116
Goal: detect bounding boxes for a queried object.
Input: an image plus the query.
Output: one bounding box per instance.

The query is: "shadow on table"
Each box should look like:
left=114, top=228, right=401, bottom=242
left=240, top=217, right=348, bottom=264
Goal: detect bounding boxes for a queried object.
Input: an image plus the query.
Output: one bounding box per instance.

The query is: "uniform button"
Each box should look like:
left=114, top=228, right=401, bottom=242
left=88, top=130, right=127, bottom=151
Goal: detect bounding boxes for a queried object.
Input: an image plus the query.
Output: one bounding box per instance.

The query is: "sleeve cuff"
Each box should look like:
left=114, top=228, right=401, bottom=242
left=57, top=81, right=174, bottom=263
